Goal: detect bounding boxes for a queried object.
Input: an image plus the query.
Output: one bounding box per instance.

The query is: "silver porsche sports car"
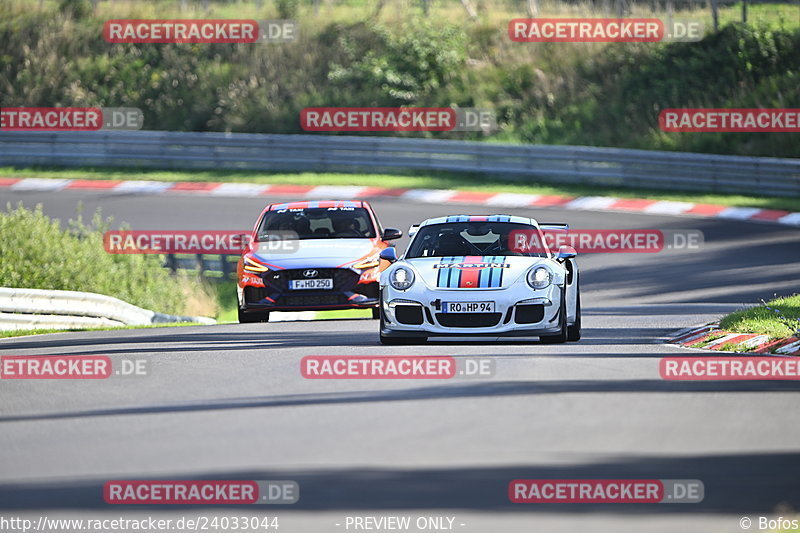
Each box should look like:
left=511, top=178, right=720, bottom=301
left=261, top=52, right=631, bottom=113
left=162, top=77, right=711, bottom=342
left=378, top=214, right=581, bottom=344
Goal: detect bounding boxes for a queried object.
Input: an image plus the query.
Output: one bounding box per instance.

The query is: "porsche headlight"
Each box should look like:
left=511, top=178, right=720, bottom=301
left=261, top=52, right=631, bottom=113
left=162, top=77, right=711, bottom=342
left=243, top=256, right=269, bottom=273
left=526, top=266, right=552, bottom=289
left=390, top=267, right=415, bottom=290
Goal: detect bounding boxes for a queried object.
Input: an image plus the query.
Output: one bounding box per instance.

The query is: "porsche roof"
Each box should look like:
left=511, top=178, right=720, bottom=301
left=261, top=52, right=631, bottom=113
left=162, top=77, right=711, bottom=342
left=418, top=214, right=538, bottom=227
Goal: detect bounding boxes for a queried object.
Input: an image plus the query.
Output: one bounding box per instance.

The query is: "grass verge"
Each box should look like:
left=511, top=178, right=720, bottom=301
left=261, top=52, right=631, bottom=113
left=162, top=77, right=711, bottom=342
left=0, top=322, right=204, bottom=340
left=691, top=333, right=725, bottom=349
left=0, top=202, right=218, bottom=316
left=213, top=281, right=240, bottom=324
left=719, top=294, right=800, bottom=339
left=3, top=166, right=800, bottom=213
left=314, top=309, right=374, bottom=320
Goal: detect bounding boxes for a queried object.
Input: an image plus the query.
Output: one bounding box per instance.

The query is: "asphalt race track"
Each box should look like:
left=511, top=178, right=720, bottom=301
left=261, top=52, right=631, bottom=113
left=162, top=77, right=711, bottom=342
left=1, top=188, right=799, bottom=533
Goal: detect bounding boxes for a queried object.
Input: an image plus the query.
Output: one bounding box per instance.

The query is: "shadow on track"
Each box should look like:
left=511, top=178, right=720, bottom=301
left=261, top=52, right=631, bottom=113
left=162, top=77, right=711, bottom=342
left=2, top=379, right=799, bottom=423
left=0, top=452, right=798, bottom=514
left=0, top=325, right=680, bottom=354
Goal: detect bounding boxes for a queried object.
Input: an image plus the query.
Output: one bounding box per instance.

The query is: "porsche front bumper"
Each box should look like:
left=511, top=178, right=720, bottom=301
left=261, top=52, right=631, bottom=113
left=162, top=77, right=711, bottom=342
left=380, top=283, right=564, bottom=337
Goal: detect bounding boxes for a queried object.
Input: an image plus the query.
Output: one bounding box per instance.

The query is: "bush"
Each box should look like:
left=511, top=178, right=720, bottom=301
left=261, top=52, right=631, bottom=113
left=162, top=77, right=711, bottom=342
left=511, top=24, right=800, bottom=155
left=1, top=1, right=799, bottom=156
left=0, top=203, right=204, bottom=316
left=327, top=21, right=467, bottom=105
left=58, top=0, right=93, bottom=19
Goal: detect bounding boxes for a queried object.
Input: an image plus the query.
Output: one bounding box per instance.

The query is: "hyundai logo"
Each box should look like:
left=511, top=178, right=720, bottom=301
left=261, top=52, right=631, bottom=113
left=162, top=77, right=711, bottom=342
left=303, top=269, right=318, bottom=278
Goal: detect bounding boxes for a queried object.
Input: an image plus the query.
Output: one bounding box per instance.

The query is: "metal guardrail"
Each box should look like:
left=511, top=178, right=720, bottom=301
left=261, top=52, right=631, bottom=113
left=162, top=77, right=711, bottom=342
left=0, top=287, right=215, bottom=330
left=1, top=130, right=799, bottom=197
left=164, top=254, right=238, bottom=280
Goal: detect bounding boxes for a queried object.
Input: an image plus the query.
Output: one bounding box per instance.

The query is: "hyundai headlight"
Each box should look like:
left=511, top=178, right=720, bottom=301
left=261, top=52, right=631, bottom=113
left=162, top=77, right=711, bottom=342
left=354, top=255, right=380, bottom=270
left=390, top=267, right=415, bottom=290
left=526, top=266, right=552, bottom=289
left=243, top=256, right=269, bottom=273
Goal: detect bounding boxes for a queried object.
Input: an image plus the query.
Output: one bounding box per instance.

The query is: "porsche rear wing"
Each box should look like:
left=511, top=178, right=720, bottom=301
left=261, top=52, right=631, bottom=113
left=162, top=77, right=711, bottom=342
left=538, top=223, right=569, bottom=231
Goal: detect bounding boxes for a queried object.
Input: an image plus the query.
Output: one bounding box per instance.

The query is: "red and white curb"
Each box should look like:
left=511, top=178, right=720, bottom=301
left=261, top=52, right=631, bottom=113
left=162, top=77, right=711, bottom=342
left=669, top=324, right=800, bottom=355
left=2, top=177, right=799, bottom=226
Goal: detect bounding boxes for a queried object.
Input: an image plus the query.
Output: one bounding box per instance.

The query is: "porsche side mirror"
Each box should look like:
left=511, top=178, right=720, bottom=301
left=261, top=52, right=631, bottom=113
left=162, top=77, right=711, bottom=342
left=379, top=247, right=398, bottom=262
left=556, top=245, right=577, bottom=262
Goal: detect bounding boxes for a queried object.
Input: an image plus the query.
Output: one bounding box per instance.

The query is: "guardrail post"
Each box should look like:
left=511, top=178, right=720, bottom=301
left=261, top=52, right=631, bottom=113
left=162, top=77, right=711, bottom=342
left=221, top=254, right=232, bottom=279
left=711, top=0, right=719, bottom=31
left=165, top=253, right=177, bottom=273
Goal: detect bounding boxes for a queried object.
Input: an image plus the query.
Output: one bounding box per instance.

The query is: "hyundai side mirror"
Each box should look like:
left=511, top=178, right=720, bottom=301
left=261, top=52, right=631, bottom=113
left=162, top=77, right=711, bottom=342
left=382, top=227, right=403, bottom=241
left=379, top=247, right=398, bottom=262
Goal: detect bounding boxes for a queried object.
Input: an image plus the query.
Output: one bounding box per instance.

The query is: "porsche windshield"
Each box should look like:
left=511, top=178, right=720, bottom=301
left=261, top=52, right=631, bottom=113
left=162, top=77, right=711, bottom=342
left=257, top=207, right=376, bottom=240
left=406, top=222, right=548, bottom=258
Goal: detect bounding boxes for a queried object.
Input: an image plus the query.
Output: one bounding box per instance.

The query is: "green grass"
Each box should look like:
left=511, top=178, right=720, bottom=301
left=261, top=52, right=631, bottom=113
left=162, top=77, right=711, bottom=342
left=314, top=309, right=373, bottom=320
left=0, top=321, right=204, bottom=339
left=718, top=342, right=748, bottom=353
left=3, top=166, right=799, bottom=212
left=18, top=0, right=800, bottom=29
left=213, top=281, right=241, bottom=323
left=719, top=294, right=800, bottom=339
left=691, top=332, right=725, bottom=348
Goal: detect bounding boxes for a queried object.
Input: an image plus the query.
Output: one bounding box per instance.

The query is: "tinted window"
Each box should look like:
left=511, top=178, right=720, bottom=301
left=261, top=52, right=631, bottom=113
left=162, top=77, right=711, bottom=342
left=406, top=222, right=548, bottom=258
left=257, top=207, right=376, bottom=240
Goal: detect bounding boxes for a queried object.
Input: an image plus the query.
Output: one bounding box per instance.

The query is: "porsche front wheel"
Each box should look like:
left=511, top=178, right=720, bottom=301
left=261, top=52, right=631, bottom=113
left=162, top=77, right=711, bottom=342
left=540, top=288, right=568, bottom=344
left=567, top=288, right=581, bottom=342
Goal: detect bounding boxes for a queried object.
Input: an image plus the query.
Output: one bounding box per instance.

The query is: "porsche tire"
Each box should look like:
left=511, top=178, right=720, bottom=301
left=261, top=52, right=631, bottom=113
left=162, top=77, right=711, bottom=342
left=567, top=288, right=581, bottom=342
